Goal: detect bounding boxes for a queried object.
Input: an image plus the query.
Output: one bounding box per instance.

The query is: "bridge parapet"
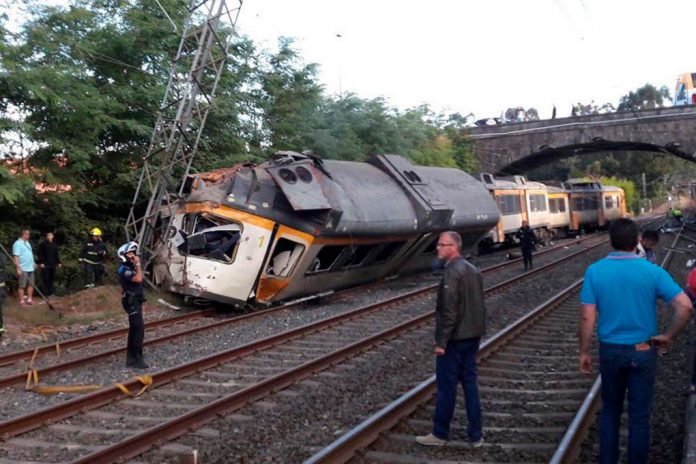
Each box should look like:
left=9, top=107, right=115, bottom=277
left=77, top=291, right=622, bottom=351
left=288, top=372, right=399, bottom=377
left=468, top=106, right=696, bottom=174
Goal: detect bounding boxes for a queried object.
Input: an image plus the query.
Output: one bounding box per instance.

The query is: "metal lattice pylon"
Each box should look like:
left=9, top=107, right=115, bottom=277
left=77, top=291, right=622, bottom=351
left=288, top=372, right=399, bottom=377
left=125, top=0, right=243, bottom=276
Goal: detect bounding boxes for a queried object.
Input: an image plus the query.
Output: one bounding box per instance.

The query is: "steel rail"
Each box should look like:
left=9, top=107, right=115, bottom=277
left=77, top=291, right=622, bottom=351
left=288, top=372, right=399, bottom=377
left=548, top=216, right=684, bottom=463
left=0, top=231, right=599, bottom=372
left=0, top=308, right=216, bottom=368
left=0, top=233, right=608, bottom=440
left=71, top=306, right=436, bottom=463
left=0, top=234, right=608, bottom=389
left=304, top=279, right=585, bottom=464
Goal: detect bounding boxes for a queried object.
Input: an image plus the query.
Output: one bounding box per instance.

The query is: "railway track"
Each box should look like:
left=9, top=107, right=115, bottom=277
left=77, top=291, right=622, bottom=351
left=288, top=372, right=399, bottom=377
left=0, top=233, right=609, bottom=392
left=305, top=218, right=671, bottom=464
left=551, top=217, right=688, bottom=463
left=305, top=280, right=590, bottom=464
left=0, top=233, right=613, bottom=463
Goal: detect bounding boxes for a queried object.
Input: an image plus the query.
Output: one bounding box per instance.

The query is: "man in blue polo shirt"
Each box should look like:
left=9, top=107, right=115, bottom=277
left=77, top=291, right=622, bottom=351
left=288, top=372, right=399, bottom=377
left=579, top=218, right=692, bottom=464
left=12, top=228, right=36, bottom=306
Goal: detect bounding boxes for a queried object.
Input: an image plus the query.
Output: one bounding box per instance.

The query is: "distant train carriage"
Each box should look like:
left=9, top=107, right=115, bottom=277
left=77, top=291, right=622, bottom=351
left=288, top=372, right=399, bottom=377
left=675, top=73, right=696, bottom=106
left=152, top=152, right=500, bottom=306
left=477, top=174, right=566, bottom=246
left=477, top=175, right=625, bottom=249
left=563, top=179, right=626, bottom=231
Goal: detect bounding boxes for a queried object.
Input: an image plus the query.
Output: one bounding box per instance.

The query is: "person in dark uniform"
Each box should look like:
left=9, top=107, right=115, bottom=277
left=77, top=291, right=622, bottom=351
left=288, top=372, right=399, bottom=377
left=0, top=253, right=6, bottom=340
left=38, top=232, right=62, bottom=296
left=117, top=241, right=148, bottom=369
left=515, top=220, right=537, bottom=271
left=80, top=227, right=107, bottom=288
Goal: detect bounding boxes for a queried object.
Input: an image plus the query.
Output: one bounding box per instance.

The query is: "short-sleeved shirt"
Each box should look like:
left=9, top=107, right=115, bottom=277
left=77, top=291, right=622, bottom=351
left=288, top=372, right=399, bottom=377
left=118, top=264, right=143, bottom=297
left=12, top=239, right=35, bottom=273
left=580, top=251, right=683, bottom=344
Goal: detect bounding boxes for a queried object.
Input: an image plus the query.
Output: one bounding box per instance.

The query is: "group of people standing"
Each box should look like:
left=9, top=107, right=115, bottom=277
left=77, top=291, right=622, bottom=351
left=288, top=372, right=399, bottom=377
left=7, top=227, right=109, bottom=304
left=0, top=231, right=147, bottom=369
left=418, top=220, right=693, bottom=464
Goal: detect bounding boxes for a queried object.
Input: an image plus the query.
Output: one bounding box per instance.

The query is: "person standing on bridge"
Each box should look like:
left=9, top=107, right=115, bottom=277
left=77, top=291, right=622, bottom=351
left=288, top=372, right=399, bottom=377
left=515, top=220, right=536, bottom=271
left=578, top=218, right=692, bottom=464
left=416, top=231, right=485, bottom=448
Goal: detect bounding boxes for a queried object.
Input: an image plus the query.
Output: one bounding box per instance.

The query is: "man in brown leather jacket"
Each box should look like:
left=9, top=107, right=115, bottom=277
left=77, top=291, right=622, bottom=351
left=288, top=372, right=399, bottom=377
left=417, top=231, right=486, bottom=447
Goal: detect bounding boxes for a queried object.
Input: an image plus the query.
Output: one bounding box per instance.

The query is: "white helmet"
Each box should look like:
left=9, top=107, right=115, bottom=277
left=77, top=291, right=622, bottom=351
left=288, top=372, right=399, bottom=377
left=117, top=241, right=139, bottom=262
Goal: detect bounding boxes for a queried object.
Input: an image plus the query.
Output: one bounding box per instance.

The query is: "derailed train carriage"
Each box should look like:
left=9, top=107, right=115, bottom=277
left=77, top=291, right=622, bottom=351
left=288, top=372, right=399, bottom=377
left=152, top=152, right=500, bottom=306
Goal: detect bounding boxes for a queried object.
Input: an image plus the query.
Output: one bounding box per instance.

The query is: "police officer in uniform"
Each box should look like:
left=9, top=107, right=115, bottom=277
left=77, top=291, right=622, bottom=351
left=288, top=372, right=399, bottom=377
left=515, top=220, right=537, bottom=271
left=80, top=228, right=107, bottom=288
left=117, top=242, right=148, bottom=369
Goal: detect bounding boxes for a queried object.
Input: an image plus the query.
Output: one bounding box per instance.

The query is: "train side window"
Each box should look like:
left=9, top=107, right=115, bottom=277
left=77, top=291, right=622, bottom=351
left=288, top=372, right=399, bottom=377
left=497, top=195, right=521, bottom=216
left=529, top=194, right=547, bottom=212
left=267, top=238, right=305, bottom=278
left=340, top=245, right=377, bottom=268
left=604, top=196, right=613, bottom=209
left=549, top=198, right=558, bottom=214
left=307, top=245, right=346, bottom=273
left=374, top=241, right=406, bottom=263
left=559, top=199, right=566, bottom=213
left=575, top=198, right=584, bottom=211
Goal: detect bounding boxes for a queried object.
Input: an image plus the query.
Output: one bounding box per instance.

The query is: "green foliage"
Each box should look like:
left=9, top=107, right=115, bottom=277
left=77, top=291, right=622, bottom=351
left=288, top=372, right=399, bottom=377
left=617, top=84, right=672, bottom=111
left=0, top=0, right=484, bottom=297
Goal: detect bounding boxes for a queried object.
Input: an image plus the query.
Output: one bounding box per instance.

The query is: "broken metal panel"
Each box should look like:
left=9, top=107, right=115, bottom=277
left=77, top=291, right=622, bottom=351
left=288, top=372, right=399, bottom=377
left=266, top=161, right=332, bottom=211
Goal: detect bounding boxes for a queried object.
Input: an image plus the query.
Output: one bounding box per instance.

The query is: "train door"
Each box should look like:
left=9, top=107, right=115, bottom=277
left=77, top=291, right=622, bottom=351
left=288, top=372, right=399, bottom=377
left=255, top=225, right=312, bottom=303
left=598, top=193, right=606, bottom=227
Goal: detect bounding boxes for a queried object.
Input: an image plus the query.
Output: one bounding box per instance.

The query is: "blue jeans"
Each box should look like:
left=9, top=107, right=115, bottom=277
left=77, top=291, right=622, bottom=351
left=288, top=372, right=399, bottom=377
left=599, top=342, right=657, bottom=464
left=433, top=337, right=482, bottom=441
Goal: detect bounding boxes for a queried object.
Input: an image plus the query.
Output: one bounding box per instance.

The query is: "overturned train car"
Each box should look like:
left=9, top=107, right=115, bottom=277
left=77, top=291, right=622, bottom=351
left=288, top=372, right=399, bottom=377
left=152, top=152, right=500, bottom=306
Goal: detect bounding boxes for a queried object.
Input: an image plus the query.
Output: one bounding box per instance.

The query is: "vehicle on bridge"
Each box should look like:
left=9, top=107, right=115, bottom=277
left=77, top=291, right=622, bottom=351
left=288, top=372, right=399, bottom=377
left=675, top=73, right=696, bottom=106
left=477, top=174, right=626, bottom=249
left=150, top=152, right=500, bottom=306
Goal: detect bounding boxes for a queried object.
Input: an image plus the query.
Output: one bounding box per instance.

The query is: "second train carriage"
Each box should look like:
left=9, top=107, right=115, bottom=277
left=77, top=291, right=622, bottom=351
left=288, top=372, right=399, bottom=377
left=478, top=174, right=626, bottom=247
left=151, top=152, right=500, bottom=306
left=563, top=179, right=626, bottom=230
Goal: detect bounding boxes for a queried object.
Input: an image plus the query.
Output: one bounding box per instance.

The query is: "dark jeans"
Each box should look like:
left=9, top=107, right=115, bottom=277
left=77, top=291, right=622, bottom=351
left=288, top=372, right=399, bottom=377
left=84, top=263, right=104, bottom=286
left=122, top=295, right=145, bottom=366
left=41, top=266, right=56, bottom=296
left=521, top=246, right=533, bottom=270
left=433, top=337, right=482, bottom=441
left=599, top=342, right=657, bottom=464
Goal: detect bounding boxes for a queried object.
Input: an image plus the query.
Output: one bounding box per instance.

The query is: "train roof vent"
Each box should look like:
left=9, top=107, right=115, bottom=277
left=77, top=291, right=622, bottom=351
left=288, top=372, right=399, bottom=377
left=479, top=173, right=494, bottom=184
left=267, top=161, right=332, bottom=211
left=513, top=175, right=527, bottom=185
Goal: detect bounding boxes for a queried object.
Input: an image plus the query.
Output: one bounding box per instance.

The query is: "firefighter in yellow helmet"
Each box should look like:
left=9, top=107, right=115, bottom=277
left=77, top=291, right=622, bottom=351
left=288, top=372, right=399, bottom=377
left=79, top=227, right=108, bottom=288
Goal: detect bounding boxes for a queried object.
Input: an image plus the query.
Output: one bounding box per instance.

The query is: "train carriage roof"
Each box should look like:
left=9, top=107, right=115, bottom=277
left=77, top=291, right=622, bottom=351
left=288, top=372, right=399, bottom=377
left=184, top=152, right=500, bottom=237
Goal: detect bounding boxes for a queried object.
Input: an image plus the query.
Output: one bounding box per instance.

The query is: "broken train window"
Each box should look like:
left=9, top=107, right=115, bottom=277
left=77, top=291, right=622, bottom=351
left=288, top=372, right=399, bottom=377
left=177, top=214, right=242, bottom=263
left=266, top=238, right=305, bottom=278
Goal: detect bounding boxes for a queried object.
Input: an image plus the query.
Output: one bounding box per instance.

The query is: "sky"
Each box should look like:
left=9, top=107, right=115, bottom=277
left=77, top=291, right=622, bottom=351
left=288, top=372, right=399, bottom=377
left=5, top=0, right=696, bottom=120
left=238, top=0, right=696, bottom=119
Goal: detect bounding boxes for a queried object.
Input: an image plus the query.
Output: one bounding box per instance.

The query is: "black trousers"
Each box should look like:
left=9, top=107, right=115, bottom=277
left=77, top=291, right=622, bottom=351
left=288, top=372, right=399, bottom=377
left=122, top=296, right=145, bottom=366
left=41, top=266, right=57, bottom=296
left=0, top=294, right=4, bottom=336
left=84, top=263, right=105, bottom=286
left=521, top=247, right=533, bottom=270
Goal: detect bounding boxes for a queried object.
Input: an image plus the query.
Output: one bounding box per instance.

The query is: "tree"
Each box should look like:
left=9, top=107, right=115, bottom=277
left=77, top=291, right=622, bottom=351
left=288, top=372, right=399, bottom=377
left=617, top=84, right=671, bottom=111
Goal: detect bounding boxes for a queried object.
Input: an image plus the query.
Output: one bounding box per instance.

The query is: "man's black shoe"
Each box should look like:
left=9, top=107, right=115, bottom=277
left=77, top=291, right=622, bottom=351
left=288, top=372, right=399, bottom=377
left=126, top=362, right=149, bottom=369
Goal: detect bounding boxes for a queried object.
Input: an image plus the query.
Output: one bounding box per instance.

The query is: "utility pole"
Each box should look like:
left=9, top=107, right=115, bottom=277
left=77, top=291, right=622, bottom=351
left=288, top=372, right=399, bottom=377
left=641, top=172, right=647, bottom=213
left=124, top=0, right=243, bottom=281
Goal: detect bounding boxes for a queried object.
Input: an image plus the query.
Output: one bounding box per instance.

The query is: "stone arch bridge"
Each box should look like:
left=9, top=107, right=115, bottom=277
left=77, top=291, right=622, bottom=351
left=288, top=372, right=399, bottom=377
left=468, top=106, right=696, bottom=175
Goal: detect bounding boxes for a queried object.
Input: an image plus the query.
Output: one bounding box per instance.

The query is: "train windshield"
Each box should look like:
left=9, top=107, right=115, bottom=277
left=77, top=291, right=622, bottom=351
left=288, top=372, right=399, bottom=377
left=177, top=214, right=242, bottom=263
